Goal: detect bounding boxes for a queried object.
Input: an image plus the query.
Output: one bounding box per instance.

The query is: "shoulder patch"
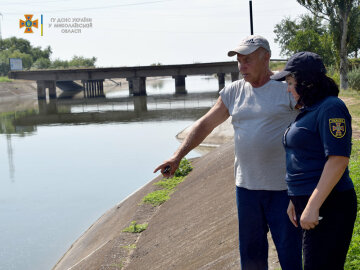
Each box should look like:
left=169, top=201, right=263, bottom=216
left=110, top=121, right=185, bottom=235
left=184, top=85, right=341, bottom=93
left=329, top=118, right=346, bottom=138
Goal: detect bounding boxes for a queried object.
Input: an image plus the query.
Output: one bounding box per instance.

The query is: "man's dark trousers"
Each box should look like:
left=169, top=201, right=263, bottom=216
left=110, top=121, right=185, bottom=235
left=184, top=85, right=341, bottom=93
left=236, top=186, right=303, bottom=270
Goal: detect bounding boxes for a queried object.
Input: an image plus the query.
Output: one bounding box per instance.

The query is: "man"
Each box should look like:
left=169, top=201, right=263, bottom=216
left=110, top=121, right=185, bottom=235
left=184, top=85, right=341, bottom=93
left=154, top=35, right=302, bottom=270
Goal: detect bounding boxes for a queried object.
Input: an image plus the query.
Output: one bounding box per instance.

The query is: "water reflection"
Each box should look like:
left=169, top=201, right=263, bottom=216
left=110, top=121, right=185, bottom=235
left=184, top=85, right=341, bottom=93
left=1, top=92, right=218, bottom=134
left=6, top=134, right=15, bottom=182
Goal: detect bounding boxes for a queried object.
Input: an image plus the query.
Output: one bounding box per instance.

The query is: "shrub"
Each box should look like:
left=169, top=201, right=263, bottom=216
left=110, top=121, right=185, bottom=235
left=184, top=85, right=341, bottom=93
left=327, top=65, right=340, bottom=86
left=348, top=68, right=360, bottom=91
left=349, top=58, right=360, bottom=70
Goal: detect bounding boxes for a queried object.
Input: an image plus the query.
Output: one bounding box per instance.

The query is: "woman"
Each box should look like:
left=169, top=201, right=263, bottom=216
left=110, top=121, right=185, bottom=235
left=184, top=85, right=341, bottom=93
left=271, top=51, right=357, bottom=270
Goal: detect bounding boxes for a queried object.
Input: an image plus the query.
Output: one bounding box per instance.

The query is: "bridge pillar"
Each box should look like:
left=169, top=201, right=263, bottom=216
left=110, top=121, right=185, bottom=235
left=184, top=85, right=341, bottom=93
left=82, top=80, right=105, bottom=98
left=217, top=73, right=225, bottom=90
left=36, top=80, right=57, bottom=100
left=128, top=77, right=146, bottom=96
left=173, top=75, right=187, bottom=94
left=231, top=72, right=240, bottom=82
left=133, top=96, right=148, bottom=112
left=126, top=78, right=134, bottom=95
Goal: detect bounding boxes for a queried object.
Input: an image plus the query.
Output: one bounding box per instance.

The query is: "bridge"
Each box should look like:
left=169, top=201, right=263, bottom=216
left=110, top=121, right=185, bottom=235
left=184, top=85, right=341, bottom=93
left=8, top=61, right=240, bottom=99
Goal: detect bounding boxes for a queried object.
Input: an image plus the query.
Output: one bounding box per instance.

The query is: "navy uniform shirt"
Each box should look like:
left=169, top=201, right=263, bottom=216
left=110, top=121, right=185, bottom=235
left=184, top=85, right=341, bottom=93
left=283, top=96, right=354, bottom=196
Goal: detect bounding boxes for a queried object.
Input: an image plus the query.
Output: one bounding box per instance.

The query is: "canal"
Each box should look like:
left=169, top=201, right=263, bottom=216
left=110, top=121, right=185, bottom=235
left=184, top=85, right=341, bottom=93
left=0, top=75, right=230, bottom=270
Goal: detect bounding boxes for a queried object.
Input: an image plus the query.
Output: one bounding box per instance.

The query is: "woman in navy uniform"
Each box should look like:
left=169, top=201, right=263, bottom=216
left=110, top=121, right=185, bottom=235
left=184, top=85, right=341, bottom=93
left=271, top=51, right=357, bottom=270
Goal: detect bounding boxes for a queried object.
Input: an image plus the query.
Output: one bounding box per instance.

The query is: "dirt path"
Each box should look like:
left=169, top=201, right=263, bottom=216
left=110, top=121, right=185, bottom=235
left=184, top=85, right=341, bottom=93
left=340, top=96, right=360, bottom=139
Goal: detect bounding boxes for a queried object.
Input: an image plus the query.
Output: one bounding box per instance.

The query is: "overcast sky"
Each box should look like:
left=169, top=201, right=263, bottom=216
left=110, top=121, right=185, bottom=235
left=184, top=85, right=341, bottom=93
left=1, top=0, right=310, bottom=67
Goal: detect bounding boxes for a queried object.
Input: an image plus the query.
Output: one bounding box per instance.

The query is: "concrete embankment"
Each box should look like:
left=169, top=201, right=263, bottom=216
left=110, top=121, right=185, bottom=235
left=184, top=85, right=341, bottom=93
left=52, top=120, right=280, bottom=270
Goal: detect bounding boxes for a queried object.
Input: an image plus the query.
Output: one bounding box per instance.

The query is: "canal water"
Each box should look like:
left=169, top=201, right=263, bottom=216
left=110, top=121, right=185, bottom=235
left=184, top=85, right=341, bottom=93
left=0, top=75, right=231, bottom=270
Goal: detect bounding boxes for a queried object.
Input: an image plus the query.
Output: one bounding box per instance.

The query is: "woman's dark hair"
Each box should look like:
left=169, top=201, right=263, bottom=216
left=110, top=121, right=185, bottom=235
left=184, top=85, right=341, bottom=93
left=292, top=71, right=339, bottom=107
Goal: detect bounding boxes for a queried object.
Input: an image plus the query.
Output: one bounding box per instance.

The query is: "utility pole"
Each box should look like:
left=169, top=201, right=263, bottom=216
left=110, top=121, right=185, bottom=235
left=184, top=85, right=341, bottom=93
left=249, top=0, right=254, bottom=35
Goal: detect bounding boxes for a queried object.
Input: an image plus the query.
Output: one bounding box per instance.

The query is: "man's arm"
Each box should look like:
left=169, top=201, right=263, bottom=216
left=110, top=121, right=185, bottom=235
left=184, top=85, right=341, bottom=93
left=154, top=96, right=230, bottom=176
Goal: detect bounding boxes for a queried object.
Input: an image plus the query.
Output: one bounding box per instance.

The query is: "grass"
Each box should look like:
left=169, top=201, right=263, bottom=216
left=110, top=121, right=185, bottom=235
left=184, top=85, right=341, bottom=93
left=270, top=61, right=286, bottom=71
left=339, top=89, right=360, bottom=132
left=142, top=189, right=172, bottom=206
left=141, top=158, right=193, bottom=206
left=345, top=139, right=360, bottom=270
left=0, top=76, right=12, bottom=82
left=122, top=221, right=148, bottom=233
left=154, top=176, right=185, bottom=190
left=109, top=262, right=123, bottom=269
left=121, top=244, right=136, bottom=250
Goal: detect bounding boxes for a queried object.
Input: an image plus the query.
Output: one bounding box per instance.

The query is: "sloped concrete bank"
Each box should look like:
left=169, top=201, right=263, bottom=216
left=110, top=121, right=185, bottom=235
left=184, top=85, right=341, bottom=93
left=53, top=138, right=280, bottom=270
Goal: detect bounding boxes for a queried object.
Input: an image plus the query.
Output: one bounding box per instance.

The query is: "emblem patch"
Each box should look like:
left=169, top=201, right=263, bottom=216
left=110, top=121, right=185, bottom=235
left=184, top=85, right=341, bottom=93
left=329, top=118, right=346, bottom=138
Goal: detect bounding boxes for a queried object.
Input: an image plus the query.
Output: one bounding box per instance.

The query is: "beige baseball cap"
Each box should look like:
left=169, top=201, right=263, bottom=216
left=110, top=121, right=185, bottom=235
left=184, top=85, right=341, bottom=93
left=228, top=35, right=271, bottom=57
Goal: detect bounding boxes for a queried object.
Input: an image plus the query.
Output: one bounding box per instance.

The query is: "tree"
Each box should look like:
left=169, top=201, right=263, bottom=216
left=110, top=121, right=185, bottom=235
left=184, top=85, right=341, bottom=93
left=344, top=6, right=360, bottom=58
left=288, top=30, right=335, bottom=66
left=0, top=37, right=97, bottom=74
left=68, top=56, right=96, bottom=68
left=296, top=0, right=360, bottom=89
left=50, top=56, right=96, bottom=69
left=274, top=16, right=299, bottom=56
left=274, top=15, right=336, bottom=66
left=32, top=58, right=51, bottom=69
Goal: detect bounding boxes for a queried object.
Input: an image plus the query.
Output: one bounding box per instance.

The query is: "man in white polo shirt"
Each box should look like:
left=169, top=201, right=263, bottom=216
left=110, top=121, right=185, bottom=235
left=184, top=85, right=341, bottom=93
left=154, top=35, right=302, bottom=270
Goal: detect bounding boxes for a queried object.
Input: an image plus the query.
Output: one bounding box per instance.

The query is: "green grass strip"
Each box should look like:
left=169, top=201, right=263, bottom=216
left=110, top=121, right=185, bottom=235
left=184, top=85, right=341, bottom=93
left=154, top=176, right=185, bottom=190
left=0, top=76, right=12, bottom=82
left=142, top=189, right=172, bottom=206
left=345, top=139, right=360, bottom=270
left=142, top=158, right=193, bottom=206
left=122, top=221, right=148, bottom=233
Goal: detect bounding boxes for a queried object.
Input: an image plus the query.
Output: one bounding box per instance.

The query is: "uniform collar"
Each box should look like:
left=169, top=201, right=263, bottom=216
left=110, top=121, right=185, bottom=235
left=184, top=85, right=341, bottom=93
left=300, top=97, right=331, bottom=112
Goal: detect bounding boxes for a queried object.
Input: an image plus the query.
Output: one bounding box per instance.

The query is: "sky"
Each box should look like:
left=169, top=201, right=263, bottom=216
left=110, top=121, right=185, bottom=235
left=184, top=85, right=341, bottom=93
left=0, top=0, right=310, bottom=67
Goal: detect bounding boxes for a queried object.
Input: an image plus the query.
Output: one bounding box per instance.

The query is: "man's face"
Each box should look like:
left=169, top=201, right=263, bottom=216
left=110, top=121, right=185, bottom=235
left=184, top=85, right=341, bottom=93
left=236, top=49, right=268, bottom=85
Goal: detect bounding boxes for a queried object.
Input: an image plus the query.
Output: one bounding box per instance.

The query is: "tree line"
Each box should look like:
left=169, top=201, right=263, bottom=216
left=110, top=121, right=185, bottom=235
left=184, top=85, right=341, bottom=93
left=0, top=37, right=96, bottom=76
left=274, top=0, right=360, bottom=90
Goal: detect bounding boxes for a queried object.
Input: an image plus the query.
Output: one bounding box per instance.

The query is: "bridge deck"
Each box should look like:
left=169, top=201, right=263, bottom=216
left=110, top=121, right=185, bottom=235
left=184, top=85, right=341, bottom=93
left=7, top=61, right=241, bottom=99
left=8, top=61, right=239, bottom=81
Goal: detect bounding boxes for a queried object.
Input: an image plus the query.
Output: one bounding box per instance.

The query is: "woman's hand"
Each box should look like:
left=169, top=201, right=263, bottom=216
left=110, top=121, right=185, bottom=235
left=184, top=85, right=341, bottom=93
left=300, top=206, right=319, bottom=230
left=287, top=200, right=298, bottom=227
